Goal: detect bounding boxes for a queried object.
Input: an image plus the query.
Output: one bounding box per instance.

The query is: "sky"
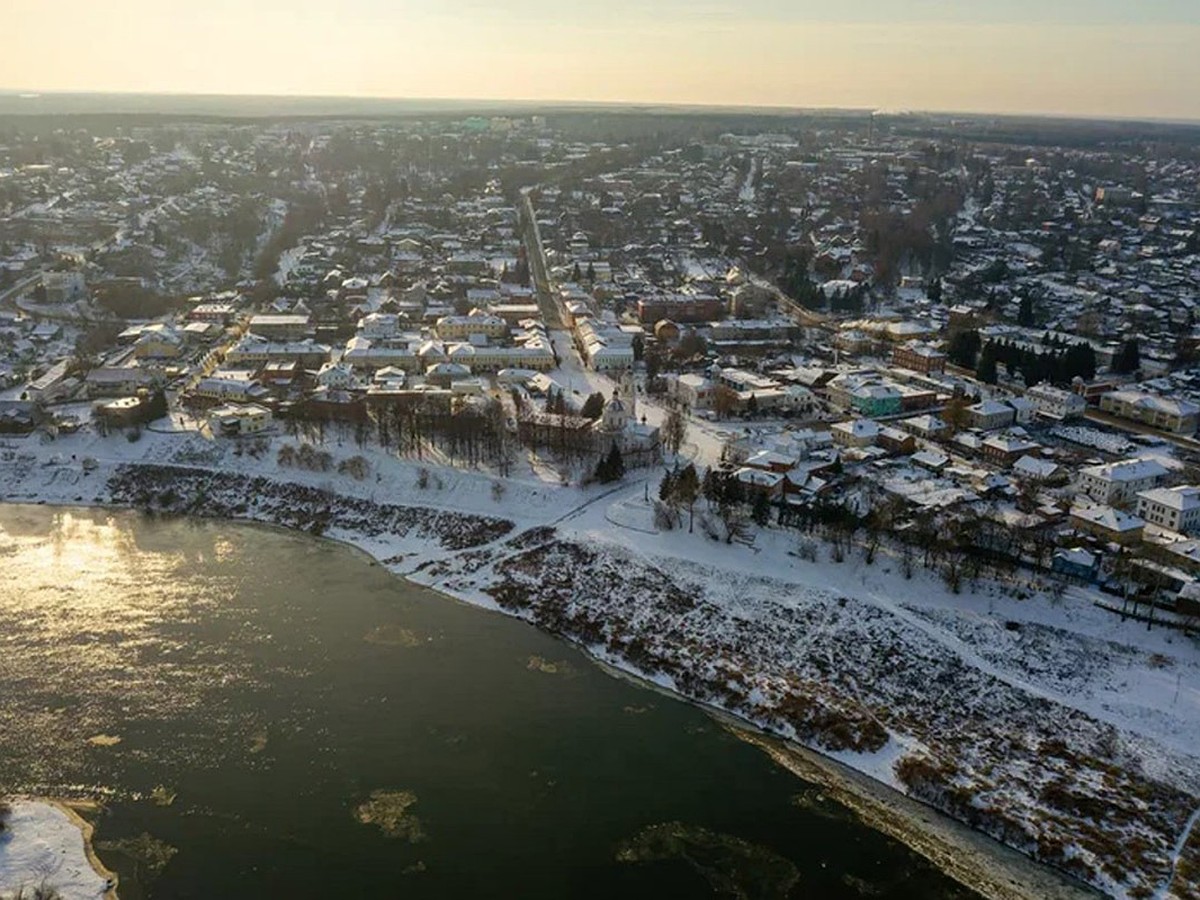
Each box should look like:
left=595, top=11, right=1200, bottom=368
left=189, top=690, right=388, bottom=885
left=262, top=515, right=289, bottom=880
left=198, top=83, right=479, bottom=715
left=5, top=0, right=1200, bottom=120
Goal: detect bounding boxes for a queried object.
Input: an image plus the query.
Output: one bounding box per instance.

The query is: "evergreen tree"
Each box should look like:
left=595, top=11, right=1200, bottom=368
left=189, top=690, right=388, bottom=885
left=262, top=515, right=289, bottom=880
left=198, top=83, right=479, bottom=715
left=701, top=467, right=719, bottom=508
left=595, top=442, right=625, bottom=484
left=676, top=463, right=701, bottom=532
left=571, top=262, right=582, bottom=282
left=580, top=392, right=606, bottom=420
left=752, top=491, right=771, bottom=527
left=746, top=394, right=759, bottom=416
left=586, top=262, right=596, bottom=283
left=1113, top=338, right=1141, bottom=375
left=947, top=329, right=982, bottom=369
left=1017, top=293, right=1035, bottom=327
left=976, top=344, right=999, bottom=384
left=658, top=470, right=677, bottom=502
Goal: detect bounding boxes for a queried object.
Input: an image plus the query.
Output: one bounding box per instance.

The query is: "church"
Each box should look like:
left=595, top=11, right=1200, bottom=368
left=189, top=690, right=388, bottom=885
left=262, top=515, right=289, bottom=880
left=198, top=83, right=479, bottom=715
left=593, top=386, right=661, bottom=467
left=517, top=375, right=661, bottom=470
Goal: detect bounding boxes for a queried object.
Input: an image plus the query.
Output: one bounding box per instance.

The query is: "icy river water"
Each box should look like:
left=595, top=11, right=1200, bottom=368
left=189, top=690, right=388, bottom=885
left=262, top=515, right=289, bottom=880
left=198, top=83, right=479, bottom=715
left=0, top=505, right=979, bottom=899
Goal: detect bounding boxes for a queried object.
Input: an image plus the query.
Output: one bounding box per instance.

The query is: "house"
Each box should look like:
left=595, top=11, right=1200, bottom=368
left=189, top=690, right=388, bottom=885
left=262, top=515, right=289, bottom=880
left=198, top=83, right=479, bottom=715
left=832, top=419, right=880, bottom=448
left=134, top=328, right=184, bottom=359
left=743, top=450, right=799, bottom=474
left=435, top=314, right=508, bottom=341
left=892, top=342, right=946, bottom=375
left=26, top=360, right=73, bottom=403
left=1100, top=390, right=1199, bottom=435
left=208, top=403, right=273, bottom=437
left=912, top=449, right=950, bottom=472
left=734, top=466, right=785, bottom=500
left=1078, top=458, right=1169, bottom=505
left=247, top=315, right=311, bottom=341
left=1052, top=548, right=1100, bottom=581
left=1026, top=384, right=1086, bottom=420
left=41, top=269, right=87, bottom=303
left=899, top=413, right=948, bottom=439
left=315, top=362, right=359, bottom=391
left=877, top=426, right=916, bottom=455
left=981, top=434, right=1041, bottom=466
left=672, top=373, right=715, bottom=411
left=967, top=399, right=1016, bottom=431
left=1008, top=397, right=1036, bottom=425
left=1069, top=505, right=1144, bottom=545
left=1136, top=486, right=1200, bottom=534
left=85, top=367, right=159, bottom=398
left=188, top=302, right=237, bottom=324
left=1013, top=455, right=1061, bottom=482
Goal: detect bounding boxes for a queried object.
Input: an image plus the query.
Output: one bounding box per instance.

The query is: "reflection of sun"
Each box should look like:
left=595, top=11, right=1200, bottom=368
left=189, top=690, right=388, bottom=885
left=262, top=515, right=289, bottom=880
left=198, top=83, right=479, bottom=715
left=2, top=510, right=188, bottom=639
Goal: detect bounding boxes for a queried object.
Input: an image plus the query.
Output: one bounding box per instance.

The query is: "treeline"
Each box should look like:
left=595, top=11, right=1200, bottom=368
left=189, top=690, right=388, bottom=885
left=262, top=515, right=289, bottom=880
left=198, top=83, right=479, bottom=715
left=282, top=397, right=516, bottom=474
left=948, top=329, right=1096, bottom=386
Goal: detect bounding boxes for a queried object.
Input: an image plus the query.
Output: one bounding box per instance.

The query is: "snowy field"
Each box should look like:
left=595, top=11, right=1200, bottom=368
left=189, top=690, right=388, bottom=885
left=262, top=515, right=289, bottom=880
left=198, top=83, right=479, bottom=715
left=0, top=801, right=112, bottom=900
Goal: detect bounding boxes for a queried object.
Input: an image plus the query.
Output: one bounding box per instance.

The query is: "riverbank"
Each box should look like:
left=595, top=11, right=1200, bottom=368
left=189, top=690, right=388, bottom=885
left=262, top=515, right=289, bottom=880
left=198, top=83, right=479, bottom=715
left=2, top=445, right=1199, bottom=899
left=0, top=799, right=117, bottom=900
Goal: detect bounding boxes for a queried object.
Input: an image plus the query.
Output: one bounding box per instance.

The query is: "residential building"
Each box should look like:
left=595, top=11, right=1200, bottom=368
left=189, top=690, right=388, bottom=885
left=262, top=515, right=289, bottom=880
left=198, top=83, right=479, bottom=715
left=832, top=419, right=880, bottom=448
left=1100, top=390, right=1199, bottom=435
left=1069, top=505, right=1144, bottom=544
left=1078, top=458, right=1170, bottom=505
left=1136, top=486, right=1200, bottom=534
left=967, top=399, right=1016, bottom=431
left=208, top=403, right=273, bottom=437
left=1026, top=384, right=1087, bottom=420
left=892, top=342, right=946, bottom=375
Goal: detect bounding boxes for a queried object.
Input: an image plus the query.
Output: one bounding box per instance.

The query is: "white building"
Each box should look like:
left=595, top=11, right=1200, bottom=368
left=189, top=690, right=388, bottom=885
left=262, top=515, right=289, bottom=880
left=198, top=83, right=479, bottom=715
left=316, top=362, right=359, bottom=390
left=1026, top=384, right=1087, bottom=420
left=208, top=403, right=273, bottom=437
left=1136, top=486, right=1200, bottom=534
left=1078, top=458, right=1170, bottom=505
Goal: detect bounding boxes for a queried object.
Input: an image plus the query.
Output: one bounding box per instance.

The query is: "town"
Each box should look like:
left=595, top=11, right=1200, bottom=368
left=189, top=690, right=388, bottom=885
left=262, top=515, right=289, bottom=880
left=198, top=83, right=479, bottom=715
left=3, top=112, right=1199, bottom=626
left=2, top=108, right=1200, bottom=898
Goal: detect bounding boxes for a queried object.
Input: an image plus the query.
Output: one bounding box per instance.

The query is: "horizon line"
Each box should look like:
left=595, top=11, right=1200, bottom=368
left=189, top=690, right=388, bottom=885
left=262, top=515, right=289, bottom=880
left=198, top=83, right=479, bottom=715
left=2, top=87, right=1199, bottom=129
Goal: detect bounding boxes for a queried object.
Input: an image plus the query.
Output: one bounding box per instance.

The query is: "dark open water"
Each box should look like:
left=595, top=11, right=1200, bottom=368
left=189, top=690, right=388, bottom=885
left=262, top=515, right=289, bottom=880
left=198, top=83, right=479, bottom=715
left=0, top=505, right=976, bottom=899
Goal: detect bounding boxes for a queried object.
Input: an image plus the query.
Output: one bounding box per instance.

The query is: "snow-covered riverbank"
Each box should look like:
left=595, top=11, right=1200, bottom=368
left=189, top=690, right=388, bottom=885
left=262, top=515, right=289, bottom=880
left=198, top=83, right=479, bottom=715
left=0, top=800, right=116, bottom=900
left=3, top=428, right=1200, bottom=899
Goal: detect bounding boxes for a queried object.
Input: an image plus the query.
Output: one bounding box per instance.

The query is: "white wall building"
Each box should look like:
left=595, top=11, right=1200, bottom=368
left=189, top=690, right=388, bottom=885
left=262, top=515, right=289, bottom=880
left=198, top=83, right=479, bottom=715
left=1136, top=486, right=1200, bottom=534
left=1026, top=384, right=1087, bottom=420
left=1078, top=458, right=1170, bottom=505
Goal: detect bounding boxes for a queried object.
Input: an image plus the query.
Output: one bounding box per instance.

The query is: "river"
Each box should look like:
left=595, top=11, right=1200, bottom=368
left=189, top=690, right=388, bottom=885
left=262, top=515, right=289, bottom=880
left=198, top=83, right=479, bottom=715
left=0, top=504, right=979, bottom=899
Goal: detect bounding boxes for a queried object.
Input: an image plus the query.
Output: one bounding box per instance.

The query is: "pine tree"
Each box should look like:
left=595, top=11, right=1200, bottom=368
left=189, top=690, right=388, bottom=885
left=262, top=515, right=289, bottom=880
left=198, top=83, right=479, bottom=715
left=977, top=344, right=999, bottom=384
left=1017, top=293, right=1035, bottom=327
left=752, top=491, right=771, bottom=527
left=1113, top=338, right=1141, bottom=375
left=581, top=392, right=605, bottom=420
left=658, top=470, right=677, bottom=502
left=596, top=442, right=625, bottom=484
left=676, top=463, right=700, bottom=532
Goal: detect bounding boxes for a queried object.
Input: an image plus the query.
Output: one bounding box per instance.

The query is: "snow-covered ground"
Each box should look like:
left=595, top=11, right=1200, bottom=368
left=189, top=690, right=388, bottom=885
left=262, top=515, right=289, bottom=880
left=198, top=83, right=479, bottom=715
left=3, top=423, right=1200, bottom=898
left=0, top=801, right=113, bottom=900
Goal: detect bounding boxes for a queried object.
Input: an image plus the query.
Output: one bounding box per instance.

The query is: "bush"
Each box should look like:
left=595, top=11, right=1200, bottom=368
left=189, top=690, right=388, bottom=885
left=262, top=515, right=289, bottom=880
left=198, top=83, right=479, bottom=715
left=416, top=468, right=430, bottom=490
left=491, top=481, right=506, bottom=502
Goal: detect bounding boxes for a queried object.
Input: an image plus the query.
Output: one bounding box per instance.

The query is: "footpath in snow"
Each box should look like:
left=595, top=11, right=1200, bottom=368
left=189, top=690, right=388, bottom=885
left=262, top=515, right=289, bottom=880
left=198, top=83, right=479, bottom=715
left=0, top=800, right=115, bottom=900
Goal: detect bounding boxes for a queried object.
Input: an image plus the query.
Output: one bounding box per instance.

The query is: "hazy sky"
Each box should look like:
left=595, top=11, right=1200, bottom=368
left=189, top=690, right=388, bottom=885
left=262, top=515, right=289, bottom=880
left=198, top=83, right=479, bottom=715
left=6, top=0, right=1200, bottom=119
